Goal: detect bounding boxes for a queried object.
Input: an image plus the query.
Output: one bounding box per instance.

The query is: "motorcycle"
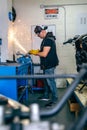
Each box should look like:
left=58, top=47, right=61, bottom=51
left=63, top=34, right=87, bottom=73
left=63, top=34, right=87, bottom=92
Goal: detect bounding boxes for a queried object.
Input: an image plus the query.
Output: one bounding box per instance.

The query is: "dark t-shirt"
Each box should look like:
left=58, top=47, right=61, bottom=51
left=40, top=33, right=59, bottom=70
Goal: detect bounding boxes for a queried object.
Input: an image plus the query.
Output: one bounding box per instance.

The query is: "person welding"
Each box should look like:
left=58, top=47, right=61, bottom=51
left=29, top=25, right=59, bottom=108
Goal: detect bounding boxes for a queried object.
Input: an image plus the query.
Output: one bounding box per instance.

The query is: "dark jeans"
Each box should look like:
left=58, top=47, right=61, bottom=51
left=43, top=67, right=58, bottom=102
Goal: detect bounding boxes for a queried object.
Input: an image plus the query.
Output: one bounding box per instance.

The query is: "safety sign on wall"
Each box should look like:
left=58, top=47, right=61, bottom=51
left=44, top=8, right=59, bottom=19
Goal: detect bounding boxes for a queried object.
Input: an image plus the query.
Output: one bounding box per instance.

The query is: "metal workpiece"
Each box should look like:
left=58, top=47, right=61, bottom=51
left=23, top=121, right=65, bottom=130
left=30, top=103, right=40, bottom=122
left=0, top=106, right=5, bottom=125
left=0, top=96, right=8, bottom=125
left=51, top=123, right=65, bottom=130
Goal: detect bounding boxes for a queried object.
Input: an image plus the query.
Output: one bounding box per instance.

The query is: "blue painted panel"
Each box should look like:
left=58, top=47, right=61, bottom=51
left=0, top=66, right=17, bottom=100
left=0, top=62, right=33, bottom=101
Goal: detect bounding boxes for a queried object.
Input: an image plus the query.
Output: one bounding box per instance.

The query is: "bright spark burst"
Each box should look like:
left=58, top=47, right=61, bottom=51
left=8, top=27, right=27, bottom=53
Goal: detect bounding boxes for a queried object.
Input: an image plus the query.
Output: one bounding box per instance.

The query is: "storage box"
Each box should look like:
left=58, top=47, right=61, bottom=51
left=68, top=100, right=80, bottom=112
left=68, top=94, right=81, bottom=117
left=68, top=98, right=80, bottom=118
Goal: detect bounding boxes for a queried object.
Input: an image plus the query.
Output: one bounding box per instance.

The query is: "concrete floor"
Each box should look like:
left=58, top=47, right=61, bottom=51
left=23, top=87, right=76, bottom=129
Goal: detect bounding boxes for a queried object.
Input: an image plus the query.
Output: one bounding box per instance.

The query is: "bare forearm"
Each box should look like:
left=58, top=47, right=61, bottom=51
left=37, top=51, right=47, bottom=57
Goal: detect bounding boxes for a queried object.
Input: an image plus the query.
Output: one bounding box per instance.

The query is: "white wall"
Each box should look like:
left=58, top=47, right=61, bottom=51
left=1, top=0, right=87, bottom=75
left=0, top=0, right=8, bottom=61
left=0, top=0, right=12, bottom=61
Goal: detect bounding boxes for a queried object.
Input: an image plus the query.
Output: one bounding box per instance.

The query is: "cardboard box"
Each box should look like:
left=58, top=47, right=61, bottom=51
left=68, top=99, right=81, bottom=117
left=68, top=100, right=80, bottom=112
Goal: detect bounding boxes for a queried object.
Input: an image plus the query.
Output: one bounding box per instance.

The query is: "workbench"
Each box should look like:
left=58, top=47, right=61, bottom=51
left=0, top=62, right=32, bottom=101
left=74, top=84, right=87, bottom=107
left=67, top=78, right=87, bottom=107
left=66, top=78, right=87, bottom=118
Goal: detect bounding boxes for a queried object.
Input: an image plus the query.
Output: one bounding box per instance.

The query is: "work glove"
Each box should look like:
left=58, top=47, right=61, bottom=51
left=28, top=49, right=39, bottom=55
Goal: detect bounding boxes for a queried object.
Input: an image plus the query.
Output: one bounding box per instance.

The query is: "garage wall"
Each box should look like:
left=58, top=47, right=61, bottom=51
left=1, top=0, right=87, bottom=74
left=0, top=0, right=12, bottom=62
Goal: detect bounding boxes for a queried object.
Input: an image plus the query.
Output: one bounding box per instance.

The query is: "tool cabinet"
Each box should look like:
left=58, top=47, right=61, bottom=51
left=0, top=62, right=32, bottom=101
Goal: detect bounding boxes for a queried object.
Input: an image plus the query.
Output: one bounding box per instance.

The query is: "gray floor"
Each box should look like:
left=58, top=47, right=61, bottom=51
left=23, top=87, right=75, bottom=129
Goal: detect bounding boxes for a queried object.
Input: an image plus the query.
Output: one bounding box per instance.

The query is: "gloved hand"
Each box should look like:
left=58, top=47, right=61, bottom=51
left=28, top=49, right=39, bottom=55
